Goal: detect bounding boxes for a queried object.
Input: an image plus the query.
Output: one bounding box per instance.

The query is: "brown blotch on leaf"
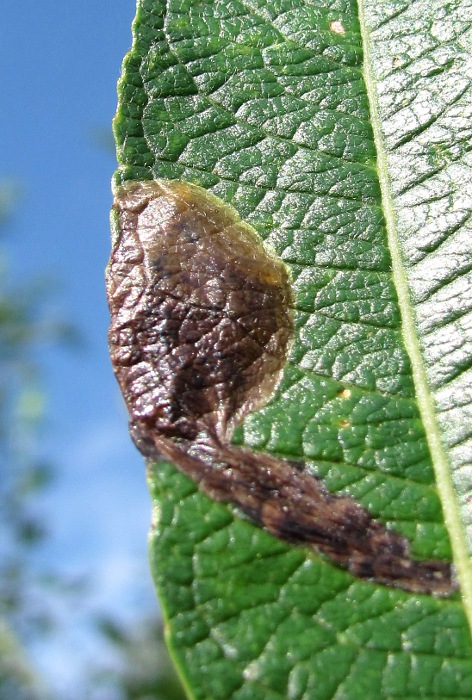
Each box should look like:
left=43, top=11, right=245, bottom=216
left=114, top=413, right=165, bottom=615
left=106, top=179, right=455, bottom=596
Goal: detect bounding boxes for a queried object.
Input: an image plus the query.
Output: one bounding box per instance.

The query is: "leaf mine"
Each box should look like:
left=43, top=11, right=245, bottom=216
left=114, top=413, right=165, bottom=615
left=106, top=179, right=455, bottom=595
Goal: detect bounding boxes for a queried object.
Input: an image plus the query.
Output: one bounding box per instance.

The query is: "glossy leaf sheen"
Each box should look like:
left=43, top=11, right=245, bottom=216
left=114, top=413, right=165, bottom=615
left=113, top=0, right=472, bottom=697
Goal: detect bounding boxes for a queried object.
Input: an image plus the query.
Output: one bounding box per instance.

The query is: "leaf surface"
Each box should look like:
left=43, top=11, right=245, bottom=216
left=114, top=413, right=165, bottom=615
left=113, top=0, right=472, bottom=697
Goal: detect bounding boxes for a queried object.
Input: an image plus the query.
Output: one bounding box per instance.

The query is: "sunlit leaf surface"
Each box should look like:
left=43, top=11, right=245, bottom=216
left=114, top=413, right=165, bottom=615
left=113, top=0, right=472, bottom=697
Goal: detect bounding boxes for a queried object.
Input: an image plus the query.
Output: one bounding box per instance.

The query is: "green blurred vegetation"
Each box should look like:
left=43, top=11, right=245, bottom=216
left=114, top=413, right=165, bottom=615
left=0, top=180, right=185, bottom=700
left=91, top=617, right=186, bottom=700
left=0, top=179, right=76, bottom=699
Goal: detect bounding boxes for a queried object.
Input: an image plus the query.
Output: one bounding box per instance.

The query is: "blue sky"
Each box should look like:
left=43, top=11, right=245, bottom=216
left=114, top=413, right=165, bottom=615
left=1, top=2, right=157, bottom=694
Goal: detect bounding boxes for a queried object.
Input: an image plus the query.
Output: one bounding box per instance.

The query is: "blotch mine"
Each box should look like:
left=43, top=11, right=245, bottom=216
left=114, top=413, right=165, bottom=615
left=106, top=179, right=455, bottom=596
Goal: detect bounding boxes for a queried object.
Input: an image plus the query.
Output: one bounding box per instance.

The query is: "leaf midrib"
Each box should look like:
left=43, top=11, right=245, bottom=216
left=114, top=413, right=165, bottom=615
left=358, top=0, right=472, bottom=628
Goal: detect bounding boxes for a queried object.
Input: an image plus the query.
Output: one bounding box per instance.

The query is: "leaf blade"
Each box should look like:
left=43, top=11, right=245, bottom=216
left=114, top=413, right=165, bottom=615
left=113, top=0, right=472, bottom=697
left=360, top=0, right=472, bottom=621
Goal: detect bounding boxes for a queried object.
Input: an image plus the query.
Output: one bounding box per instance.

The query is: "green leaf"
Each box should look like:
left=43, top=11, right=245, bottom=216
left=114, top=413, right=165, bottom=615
left=113, top=0, right=472, bottom=697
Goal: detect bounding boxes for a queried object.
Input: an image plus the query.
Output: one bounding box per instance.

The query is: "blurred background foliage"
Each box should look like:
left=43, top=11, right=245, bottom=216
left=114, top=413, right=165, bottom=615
left=0, top=180, right=185, bottom=700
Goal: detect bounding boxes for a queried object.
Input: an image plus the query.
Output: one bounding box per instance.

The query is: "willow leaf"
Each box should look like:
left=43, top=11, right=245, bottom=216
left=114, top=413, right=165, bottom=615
left=112, top=0, right=472, bottom=697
